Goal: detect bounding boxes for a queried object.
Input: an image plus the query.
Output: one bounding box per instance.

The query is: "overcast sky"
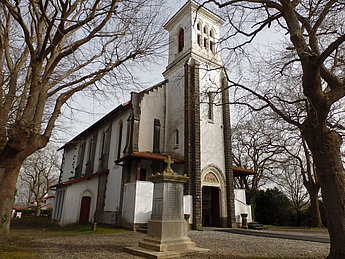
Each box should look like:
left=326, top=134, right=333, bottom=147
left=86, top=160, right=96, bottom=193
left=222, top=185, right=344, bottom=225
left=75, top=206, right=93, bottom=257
left=54, top=0, right=283, bottom=145
left=54, top=1, right=187, bottom=144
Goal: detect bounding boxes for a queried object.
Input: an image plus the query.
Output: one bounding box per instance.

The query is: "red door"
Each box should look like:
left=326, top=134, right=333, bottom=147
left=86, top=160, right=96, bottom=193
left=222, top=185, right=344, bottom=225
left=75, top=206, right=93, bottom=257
left=79, top=196, right=91, bottom=224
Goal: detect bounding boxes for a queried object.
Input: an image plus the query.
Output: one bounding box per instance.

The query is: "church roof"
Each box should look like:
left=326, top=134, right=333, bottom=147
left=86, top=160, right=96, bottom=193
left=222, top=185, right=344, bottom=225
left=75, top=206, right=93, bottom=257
left=58, top=80, right=168, bottom=151
left=58, top=101, right=130, bottom=150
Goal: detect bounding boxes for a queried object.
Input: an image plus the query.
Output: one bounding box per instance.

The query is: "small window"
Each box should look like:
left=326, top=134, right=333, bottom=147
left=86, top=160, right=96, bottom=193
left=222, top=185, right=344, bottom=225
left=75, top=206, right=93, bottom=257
left=197, top=23, right=200, bottom=31
left=204, top=38, right=207, bottom=49
left=208, top=92, right=215, bottom=121
left=197, top=34, right=201, bottom=46
left=175, top=129, right=179, bottom=145
left=178, top=28, right=184, bottom=53
left=203, top=26, right=207, bottom=34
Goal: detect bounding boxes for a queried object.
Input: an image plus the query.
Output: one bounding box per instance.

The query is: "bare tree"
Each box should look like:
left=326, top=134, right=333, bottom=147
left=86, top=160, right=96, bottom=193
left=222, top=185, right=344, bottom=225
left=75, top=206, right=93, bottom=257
left=233, top=106, right=324, bottom=226
left=232, top=115, right=283, bottom=189
left=0, top=0, right=165, bottom=233
left=283, top=134, right=323, bottom=227
left=273, top=149, right=312, bottom=226
left=207, top=0, right=345, bottom=257
left=17, top=145, right=60, bottom=215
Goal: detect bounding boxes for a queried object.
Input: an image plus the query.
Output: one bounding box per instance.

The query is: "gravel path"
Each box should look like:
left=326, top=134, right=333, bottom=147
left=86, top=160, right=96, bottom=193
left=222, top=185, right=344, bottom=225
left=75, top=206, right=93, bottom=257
left=35, top=229, right=329, bottom=259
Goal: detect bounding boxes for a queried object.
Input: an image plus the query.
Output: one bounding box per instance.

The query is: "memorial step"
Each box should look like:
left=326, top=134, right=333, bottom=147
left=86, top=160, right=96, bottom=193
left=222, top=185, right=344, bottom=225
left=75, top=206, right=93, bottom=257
left=136, top=225, right=148, bottom=234
left=248, top=222, right=265, bottom=230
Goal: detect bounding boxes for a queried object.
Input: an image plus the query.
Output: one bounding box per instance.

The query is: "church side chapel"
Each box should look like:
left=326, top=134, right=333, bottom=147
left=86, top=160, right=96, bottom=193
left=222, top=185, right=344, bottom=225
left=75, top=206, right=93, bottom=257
left=52, top=0, right=255, bottom=230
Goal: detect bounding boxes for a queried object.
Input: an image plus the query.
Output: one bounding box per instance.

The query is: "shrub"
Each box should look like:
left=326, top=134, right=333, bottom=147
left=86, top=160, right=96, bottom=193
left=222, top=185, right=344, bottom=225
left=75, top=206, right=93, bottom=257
left=247, top=188, right=294, bottom=226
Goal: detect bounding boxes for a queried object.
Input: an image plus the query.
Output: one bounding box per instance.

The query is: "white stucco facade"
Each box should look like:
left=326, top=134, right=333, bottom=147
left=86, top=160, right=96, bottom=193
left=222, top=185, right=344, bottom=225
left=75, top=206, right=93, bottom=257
left=53, top=1, right=254, bottom=230
left=58, top=177, right=98, bottom=225
left=122, top=181, right=154, bottom=225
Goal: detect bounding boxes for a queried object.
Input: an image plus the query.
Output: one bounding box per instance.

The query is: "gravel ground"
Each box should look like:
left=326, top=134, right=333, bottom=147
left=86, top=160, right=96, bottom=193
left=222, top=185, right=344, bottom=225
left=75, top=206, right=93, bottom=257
left=35, top=229, right=330, bottom=259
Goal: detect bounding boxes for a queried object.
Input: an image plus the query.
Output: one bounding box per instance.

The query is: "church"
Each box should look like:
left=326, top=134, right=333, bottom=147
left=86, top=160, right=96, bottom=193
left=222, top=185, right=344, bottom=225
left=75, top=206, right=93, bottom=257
left=52, top=0, right=254, bottom=230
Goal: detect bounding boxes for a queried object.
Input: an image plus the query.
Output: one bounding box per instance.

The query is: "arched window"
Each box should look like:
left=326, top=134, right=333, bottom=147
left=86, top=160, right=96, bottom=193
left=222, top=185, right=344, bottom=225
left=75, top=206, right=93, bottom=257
left=203, top=26, right=207, bottom=34
left=209, top=29, right=214, bottom=38
left=178, top=28, right=184, bottom=53
left=197, top=23, right=201, bottom=31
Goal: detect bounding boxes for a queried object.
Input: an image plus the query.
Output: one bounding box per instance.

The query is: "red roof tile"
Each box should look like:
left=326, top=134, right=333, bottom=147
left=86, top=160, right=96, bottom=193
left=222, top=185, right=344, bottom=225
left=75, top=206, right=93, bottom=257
left=62, top=170, right=109, bottom=185
left=232, top=166, right=256, bottom=176
left=116, top=152, right=183, bottom=163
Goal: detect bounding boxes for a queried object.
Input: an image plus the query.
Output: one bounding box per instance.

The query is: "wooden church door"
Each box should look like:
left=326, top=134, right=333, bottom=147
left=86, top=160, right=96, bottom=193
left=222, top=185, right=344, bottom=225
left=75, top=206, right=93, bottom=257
left=79, top=196, right=91, bottom=224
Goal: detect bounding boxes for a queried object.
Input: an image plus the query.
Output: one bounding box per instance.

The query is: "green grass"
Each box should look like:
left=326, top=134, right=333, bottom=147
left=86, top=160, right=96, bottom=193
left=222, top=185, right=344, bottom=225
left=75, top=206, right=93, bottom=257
left=1, top=216, right=128, bottom=257
left=264, top=225, right=327, bottom=231
left=56, top=224, right=127, bottom=235
left=10, top=215, right=127, bottom=235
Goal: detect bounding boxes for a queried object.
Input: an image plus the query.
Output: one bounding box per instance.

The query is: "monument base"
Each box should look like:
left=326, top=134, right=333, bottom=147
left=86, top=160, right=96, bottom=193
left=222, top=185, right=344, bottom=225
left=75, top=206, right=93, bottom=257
left=142, top=219, right=191, bottom=250
left=126, top=246, right=209, bottom=259
left=126, top=156, right=209, bottom=258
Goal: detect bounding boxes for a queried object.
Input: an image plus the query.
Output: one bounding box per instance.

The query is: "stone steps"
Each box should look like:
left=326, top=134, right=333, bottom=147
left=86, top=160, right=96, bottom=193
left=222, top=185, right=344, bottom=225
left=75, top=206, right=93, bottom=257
left=248, top=222, right=266, bottom=230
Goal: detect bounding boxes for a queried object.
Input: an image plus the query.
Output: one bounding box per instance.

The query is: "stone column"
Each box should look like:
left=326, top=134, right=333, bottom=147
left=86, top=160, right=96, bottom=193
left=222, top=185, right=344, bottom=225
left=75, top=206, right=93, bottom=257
left=184, top=57, right=202, bottom=230
left=221, top=71, right=237, bottom=228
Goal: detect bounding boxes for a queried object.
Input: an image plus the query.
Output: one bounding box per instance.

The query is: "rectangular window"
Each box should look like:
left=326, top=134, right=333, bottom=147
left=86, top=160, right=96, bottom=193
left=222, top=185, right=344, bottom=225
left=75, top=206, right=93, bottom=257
left=197, top=34, right=201, bottom=46
left=204, top=38, right=207, bottom=48
left=153, top=119, right=161, bottom=153
left=175, top=129, right=179, bottom=145
left=208, top=92, right=214, bottom=121
left=117, top=123, right=123, bottom=159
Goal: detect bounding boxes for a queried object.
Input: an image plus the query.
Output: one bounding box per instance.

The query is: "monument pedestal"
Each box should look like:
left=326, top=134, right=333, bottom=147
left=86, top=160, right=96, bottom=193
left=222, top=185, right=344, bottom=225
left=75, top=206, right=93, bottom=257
left=126, top=157, right=209, bottom=258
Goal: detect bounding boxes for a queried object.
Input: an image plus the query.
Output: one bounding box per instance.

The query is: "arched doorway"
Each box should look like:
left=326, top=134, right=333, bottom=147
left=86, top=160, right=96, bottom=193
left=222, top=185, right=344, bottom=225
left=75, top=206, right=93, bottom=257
left=79, top=196, right=91, bottom=224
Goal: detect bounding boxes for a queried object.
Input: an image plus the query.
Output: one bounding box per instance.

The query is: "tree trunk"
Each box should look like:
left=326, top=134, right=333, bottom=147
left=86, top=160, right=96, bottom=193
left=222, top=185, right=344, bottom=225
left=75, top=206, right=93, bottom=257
left=303, top=126, right=345, bottom=259
left=35, top=205, right=41, bottom=216
left=307, top=184, right=323, bottom=228
left=0, top=160, right=22, bottom=234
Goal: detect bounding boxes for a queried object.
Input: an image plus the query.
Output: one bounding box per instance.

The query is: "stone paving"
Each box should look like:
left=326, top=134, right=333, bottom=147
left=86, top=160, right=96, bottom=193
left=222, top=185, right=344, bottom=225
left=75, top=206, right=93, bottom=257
left=36, top=228, right=330, bottom=258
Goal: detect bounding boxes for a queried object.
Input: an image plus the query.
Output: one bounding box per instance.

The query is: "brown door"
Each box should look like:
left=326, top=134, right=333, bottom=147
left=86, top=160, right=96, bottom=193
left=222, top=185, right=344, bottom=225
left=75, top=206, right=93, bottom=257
left=202, top=186, right=221, bottom=227
left=211, top=187, right=221, bottom=227
left=79, top=196, right=91, bottom=224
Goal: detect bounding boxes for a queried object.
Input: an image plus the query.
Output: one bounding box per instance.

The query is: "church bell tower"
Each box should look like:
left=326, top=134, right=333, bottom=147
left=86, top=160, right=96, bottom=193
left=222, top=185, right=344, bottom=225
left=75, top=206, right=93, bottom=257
left=163, top=0, right=236, bottom=229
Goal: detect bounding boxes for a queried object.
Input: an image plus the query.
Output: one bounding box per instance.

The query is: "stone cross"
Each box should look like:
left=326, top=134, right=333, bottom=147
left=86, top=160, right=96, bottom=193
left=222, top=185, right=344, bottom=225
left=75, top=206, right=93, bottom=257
left=163, top=155, right=175, bottom=175
left=164, top=155, right=174, bottom=167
